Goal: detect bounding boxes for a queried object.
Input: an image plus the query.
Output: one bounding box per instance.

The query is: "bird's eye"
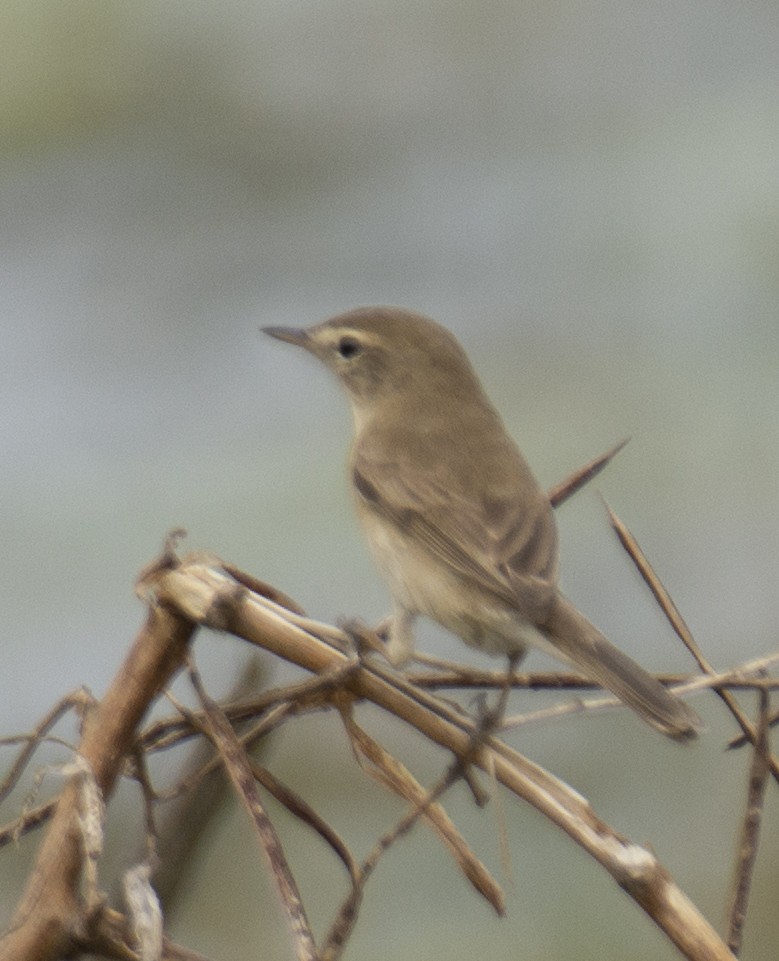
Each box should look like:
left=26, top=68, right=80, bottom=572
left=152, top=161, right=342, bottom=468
left=337, top=336, right=362, bottom=359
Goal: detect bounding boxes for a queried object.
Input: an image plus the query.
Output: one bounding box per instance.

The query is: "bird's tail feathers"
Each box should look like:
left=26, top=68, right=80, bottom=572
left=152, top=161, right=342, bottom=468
left=545, top=595, right=701, bottom=741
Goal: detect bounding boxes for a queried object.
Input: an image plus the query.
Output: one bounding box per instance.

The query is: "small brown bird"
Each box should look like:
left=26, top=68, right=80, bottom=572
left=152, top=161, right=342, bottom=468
left=264, top=306, right=700, bottom=740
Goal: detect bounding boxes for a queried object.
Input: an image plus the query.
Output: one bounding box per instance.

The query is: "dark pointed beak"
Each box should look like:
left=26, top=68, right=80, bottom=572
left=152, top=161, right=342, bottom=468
left=262, top=325, right=311, bottom=348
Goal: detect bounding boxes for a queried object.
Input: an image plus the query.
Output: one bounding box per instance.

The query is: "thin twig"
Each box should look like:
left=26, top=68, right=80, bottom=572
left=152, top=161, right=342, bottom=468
left=727, top=705, right=779, bottom=749
left=601, top=500, right=707, bottom=668
left=603, top=500, right=779, bottom=785
left=726, top=689, right=771, bottom=956
left=249, top=757, right=361, bottom=886
left=408, top=667, right=779, bottom=692
left=322, top=712, right=503, bottom=961
left=501, top=653, right=779, bottom=732
left=185, top=656, right=320, bottom=961
left=340, top=710, right=504, bottom=913
left=547, top=438, right=629, bottom=507
left=77, top=905, right=216, bottom=961
left=148, top=556, right=738, bottom=961
left=0, top=797, right=57, bottom=849
left=139, top=661, right=359, bottom=756
left=408, top=665, right=683, bottom=690
left=0, top=689, right=93, bottom=803
left=222, top=562, right=306, bottom=615
left=0, top=602, right=195, bottom=961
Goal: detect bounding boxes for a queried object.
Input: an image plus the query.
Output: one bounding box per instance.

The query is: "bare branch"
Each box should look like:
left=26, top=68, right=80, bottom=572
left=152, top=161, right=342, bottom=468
left=5, top=501, right=771, bottom=961
left=0, top=689, right=92, bottom=804
left=77, top=906, right=216, bottom=961
left=341, top=710, right=504, bottom=913
left=0, top=603, right=194, bottom=961
left=221, top=562, right=306, bottom=615
left=726, top=689, right=772, bottom=956
left=146, top=555, right=737, bottom=961
left=186, top=656, right=320, bottom=961
left=321, top=734, right=475, bottom=961
left=547, top=438, right=629, bottom=507
left=501, top=653, right=779, bottom=732
left=603, top=500, right=779, bottom=785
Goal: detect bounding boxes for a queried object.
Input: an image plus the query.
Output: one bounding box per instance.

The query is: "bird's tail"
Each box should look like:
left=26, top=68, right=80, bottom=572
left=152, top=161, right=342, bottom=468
left=544, top=594, right=702, bottom=741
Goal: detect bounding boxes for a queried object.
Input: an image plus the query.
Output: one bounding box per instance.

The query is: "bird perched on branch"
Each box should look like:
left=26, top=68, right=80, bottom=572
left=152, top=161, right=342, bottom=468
left=264, top=306, right=701, bottom=741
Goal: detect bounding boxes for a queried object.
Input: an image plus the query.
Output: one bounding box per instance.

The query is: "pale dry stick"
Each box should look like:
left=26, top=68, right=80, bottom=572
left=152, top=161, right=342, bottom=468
left=284, top=610, right=504, bottom=738
left=0, top=601, right=194, bottom=961
left=185, top=656, right=320, bottom=961
left=139, top=660, right=358, bottom=758
left=74, top=905, right=217, bottom=961
left=340, top=710, right=504, bottom=913
left=322, top=723, right=493, bottom=961
left=603, top=500, right=779, bottom=784
left=0, top=690, right=93, bottom=804
left=248, top=757, right=361, bottom=888
left=410, top=654, right=779, bottom=693
left=152, top=556, right=738, bottom=961
left=547, top=438, right=629, bottom=508
left=725, top=689, right=771, bottom=956
left=0, top=798, right=56, bottom=849
left=728, top=713, right=779, bottom=750
left=501, top=654, right=779, bottom=733
left=0, top=668, right=359, bottom=851
left=666, top=654, right=779, bottom=696
left=159, top=671, right=364, bottom=884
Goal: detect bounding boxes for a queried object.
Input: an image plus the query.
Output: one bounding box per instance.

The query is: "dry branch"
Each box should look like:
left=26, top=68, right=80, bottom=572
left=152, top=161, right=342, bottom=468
left=0, top=690, right=91, bottom=805
left=76, top=905, right=216, bottom=961
left=145, top=554, right=736, bottom=961
left=340, top=710, right=505, bottom=914
left=604, top=501, right=779, bottom=785
left=547, top=437, right=629, bottom=507
left=0, top=439, right=770, bottom=961
left=726, top=690, right=772, bottom=956
left=0, top=546, right=760, bottom=961
left=185, top=657, right=319, bottom=961
left=0, top=603, right=194, bottom=961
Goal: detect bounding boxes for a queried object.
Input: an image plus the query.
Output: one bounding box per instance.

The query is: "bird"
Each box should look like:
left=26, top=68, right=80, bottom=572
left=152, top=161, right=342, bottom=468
left=263, top=306, right=701, bottom=740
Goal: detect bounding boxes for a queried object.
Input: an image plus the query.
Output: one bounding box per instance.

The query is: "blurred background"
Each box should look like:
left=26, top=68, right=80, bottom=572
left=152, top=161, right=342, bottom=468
left=2, top=1, right=778, bottom=958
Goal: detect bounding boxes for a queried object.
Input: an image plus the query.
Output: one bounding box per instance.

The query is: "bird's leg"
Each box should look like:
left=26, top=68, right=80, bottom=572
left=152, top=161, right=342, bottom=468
left=468, top=651, right=521, bottom=744
left=377, top=606, right=416, bottom=666
left=488, top=650, right=521, bottom=731
left=453, top=652, right=520, bottom=803
left=340, top=619, right=386, bottom=662
left=340, top=607, right=417, bottom=667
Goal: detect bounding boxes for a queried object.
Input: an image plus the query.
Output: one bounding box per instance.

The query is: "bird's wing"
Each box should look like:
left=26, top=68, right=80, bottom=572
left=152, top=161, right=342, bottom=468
left=352, top=447, right=558, bottom=622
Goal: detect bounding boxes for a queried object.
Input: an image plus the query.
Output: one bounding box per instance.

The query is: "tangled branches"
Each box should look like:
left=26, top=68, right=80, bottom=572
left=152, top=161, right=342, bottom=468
left=0, top=447, right=775, bottom=961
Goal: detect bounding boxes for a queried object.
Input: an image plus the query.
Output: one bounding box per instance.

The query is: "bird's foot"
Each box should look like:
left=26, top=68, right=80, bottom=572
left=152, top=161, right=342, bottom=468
left=340, top=618, right=386, bottom=659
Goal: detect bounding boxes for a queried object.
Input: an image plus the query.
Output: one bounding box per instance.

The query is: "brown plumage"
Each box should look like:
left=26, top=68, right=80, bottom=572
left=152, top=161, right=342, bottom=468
left=264, top=306, right=701, bottom=740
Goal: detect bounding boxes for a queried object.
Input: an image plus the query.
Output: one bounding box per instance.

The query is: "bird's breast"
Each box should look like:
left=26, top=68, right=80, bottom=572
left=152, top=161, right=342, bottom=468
left=354, top=500, right=546, bottom=656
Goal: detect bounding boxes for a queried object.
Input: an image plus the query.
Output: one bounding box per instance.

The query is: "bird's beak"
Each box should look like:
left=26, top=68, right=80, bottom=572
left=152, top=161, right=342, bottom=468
left=262, top=325, right=312, bottom=348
